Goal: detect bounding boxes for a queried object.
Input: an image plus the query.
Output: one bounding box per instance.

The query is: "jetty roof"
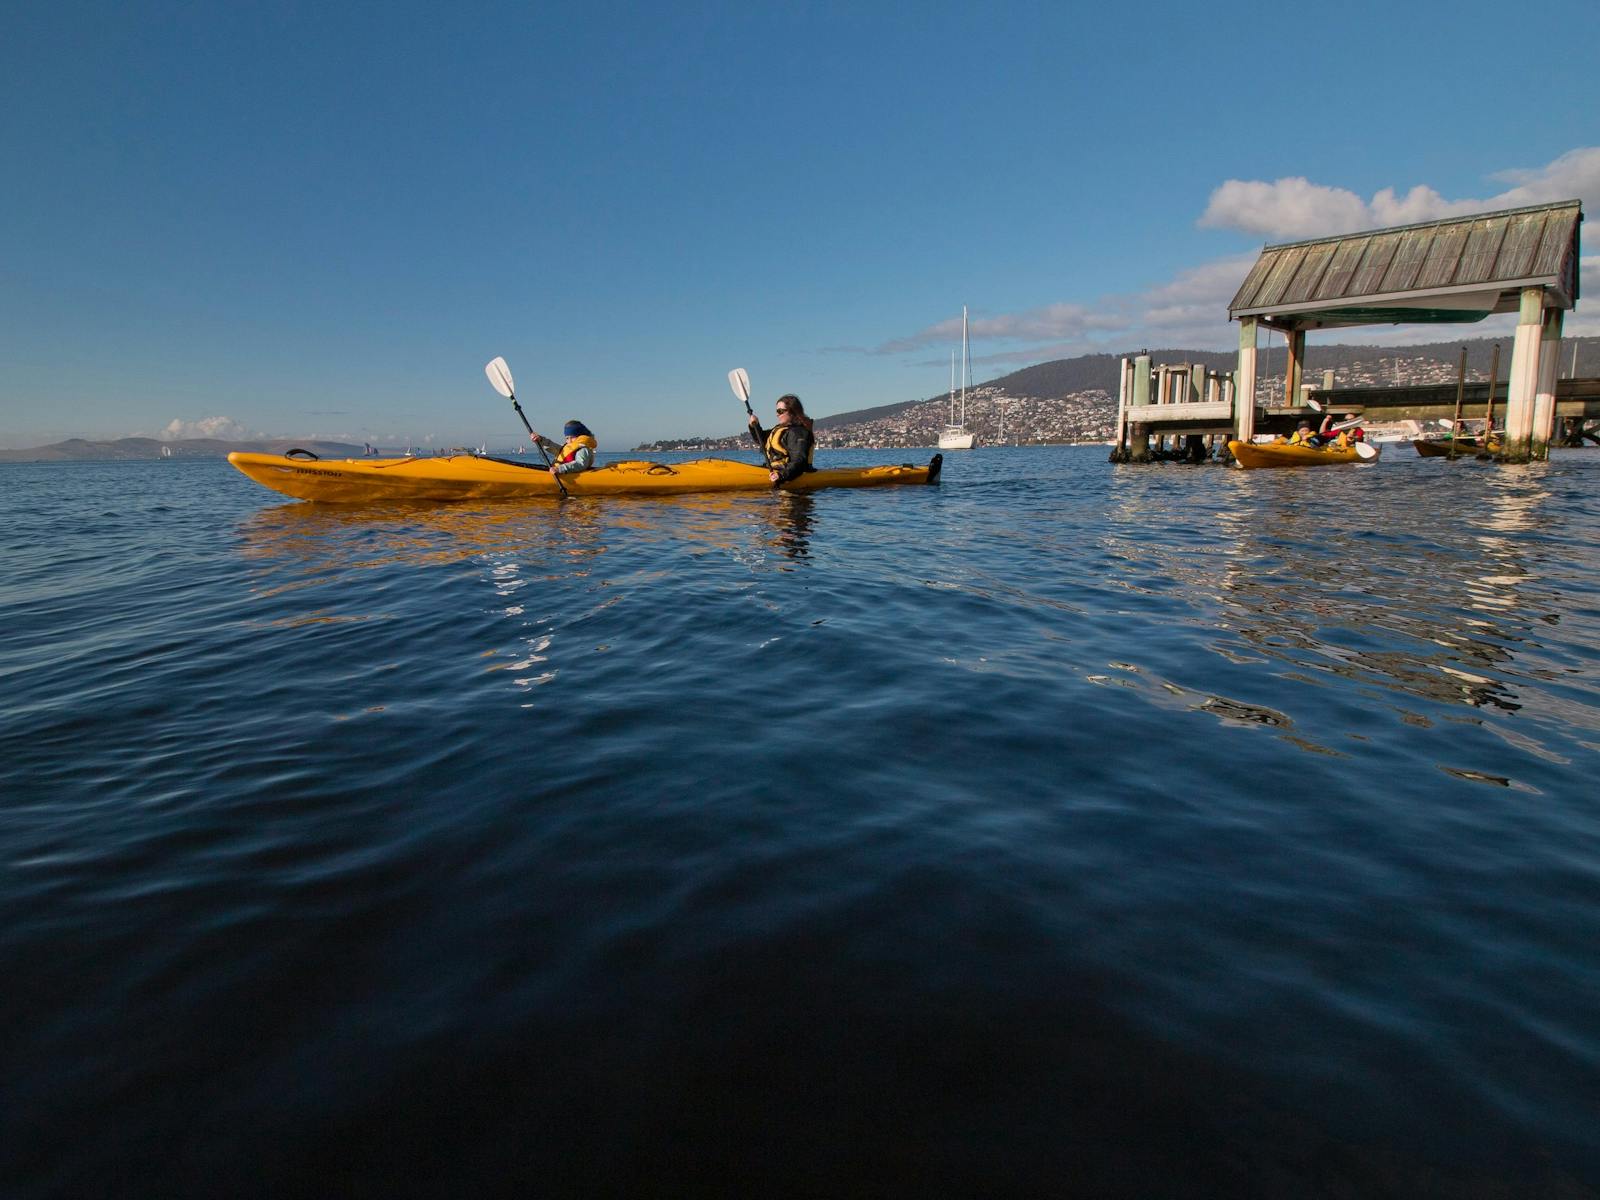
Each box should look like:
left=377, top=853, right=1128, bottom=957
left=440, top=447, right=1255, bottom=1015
left=1228, top=199, right=1582, bottom=330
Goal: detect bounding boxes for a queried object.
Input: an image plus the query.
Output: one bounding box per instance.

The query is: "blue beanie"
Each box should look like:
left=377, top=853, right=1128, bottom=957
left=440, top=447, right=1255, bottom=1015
left=563, top=420, right=591, bottom=439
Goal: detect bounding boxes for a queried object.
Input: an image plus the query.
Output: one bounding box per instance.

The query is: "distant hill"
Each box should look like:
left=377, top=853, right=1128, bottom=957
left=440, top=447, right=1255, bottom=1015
left=0, top=437, right=372, bottom=463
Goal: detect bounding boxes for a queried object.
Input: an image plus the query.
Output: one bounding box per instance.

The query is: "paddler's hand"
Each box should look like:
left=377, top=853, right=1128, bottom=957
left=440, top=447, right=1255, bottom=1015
left=528, top=430, right=542, bottom=444
left=548, top=466, right=560, bottom=478
left=769, top=469, right=780, bottom=485
left=747, top=415, right=760, bottom=430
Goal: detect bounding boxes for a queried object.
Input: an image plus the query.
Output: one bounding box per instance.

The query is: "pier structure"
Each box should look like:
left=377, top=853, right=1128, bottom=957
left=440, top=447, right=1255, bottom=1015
left=1111, top=355, right=1236, bottom=462
left=1231, top=200, right=1582, bottom=462
left=1111, top=200, right=1586, bottom=462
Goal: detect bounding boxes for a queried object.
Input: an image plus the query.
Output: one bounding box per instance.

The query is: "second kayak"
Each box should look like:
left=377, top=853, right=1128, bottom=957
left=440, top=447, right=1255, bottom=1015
left=1226, top=440, right=1379, bottom=469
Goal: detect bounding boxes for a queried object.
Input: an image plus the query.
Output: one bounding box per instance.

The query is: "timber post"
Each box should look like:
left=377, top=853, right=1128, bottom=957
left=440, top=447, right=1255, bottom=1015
left=1111, top=357, right=1129, bottom=460
left=1128, top=353, right=1152, bottom=462
left=1285, top=329, right=1306, bottom=410
left=1484, top=343, right=1501, bottom=457
left=1234, top=318, right=1258, bottom=443
left=1449, top=346, right=1467, bottom=458
left=1532, top=308, right=1565, bottom=459
left=1503, top=286, right=1545, bottom=461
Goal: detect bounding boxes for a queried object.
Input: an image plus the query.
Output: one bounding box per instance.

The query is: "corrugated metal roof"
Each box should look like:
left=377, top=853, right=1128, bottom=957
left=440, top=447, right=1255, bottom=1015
left=1229, top=200, right=1582, bottom=326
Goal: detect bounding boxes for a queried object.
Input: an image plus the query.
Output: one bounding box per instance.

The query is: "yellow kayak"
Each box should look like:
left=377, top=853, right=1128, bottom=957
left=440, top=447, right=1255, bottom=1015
left=1226, top=440, right=1378, bottom=469
left=228, top=450, right=943, bottom=503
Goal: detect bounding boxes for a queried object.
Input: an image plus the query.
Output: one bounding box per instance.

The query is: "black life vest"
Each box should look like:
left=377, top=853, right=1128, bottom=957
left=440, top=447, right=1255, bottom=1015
left=764, top=425, right=814, bottom=472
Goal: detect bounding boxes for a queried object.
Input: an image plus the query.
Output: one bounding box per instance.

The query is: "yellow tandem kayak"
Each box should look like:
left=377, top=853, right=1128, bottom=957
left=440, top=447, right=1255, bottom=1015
left=1226, top=440, right=1379, bottom=469
left=228, top=450, right=944, bottom=503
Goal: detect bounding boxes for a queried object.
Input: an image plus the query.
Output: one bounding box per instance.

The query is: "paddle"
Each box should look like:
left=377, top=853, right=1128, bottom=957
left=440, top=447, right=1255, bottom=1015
left=728, top=368, right=753, bottom=416
left=485, top=356, right=567, bottom=498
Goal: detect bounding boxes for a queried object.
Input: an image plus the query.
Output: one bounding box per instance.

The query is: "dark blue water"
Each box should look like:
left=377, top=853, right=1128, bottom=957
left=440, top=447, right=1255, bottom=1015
left=4, top=447, right=1599, bottom=1197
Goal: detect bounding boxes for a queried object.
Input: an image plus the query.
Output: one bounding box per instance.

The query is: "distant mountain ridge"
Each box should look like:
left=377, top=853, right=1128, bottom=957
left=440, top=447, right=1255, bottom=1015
left=0, top=437, right=371, bottom=463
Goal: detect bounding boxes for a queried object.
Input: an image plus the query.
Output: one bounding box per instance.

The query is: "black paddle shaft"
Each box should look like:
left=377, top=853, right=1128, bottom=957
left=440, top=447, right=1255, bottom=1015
left=512, top=396, right=568, bottom=497
left=511, top=397, right=535, bottom=436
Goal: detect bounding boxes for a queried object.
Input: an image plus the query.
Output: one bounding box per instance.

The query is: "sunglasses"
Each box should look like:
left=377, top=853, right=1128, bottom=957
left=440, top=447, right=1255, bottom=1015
left=775, top=406, right=790, bottom=414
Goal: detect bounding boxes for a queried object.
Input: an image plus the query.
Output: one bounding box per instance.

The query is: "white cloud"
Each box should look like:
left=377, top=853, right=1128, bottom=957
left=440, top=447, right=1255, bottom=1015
left=1199, top=146, right=1600, bottom=240
left=1198, top=178, right=1371, bottom=239
left=870, top=148, right=1599, bottom=369
left=162, top=415, right=255, bottom=441
left=1564, top=254, right=1600, bottom=337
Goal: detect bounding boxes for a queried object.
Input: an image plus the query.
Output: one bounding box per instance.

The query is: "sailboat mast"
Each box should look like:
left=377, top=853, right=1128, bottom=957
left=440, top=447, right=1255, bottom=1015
left=961, top=305, right=969, bottom=424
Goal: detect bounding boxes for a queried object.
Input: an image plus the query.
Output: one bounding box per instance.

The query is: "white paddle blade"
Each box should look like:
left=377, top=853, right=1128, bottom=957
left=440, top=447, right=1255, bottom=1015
left=1355, top=442, right=1379, bottom=460
left=485, top=356, right=516, bottom=399
left=728, top=367, right=751, bottom=404
left=1306, top=397, right=1323, bottom=412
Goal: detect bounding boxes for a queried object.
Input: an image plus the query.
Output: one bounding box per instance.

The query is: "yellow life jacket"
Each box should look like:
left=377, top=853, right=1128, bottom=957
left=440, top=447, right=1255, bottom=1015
left=764, top=425, right=814, bottom=471
left=557, top=434, right=597, bottom=465
left=1288, top=428, right=1316, bottom=446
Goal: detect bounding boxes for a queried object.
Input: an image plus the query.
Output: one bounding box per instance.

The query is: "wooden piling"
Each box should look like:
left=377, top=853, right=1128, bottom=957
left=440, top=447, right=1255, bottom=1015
left=1129, top=353, right=1152, bottom=462
left=1484, top=343, right=1500, bottom=452
left=1448, top=346, right=1466, bottom=459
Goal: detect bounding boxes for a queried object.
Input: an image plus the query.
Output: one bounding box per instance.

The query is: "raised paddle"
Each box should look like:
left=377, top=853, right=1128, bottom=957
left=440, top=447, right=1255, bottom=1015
left=485, top=356, right=567, bottom=498
left=1305, top=398, right=1364, bottom=431
left=728, top=367, right=753, bottom=416
left=1316, top=412, right=1375, bottom=457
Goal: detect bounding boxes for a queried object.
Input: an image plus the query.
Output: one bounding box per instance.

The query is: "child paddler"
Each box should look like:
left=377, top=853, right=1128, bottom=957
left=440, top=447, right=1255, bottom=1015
left=746, top=394, right=816, bottom=486
left=529, top=420, right=598, bottom=478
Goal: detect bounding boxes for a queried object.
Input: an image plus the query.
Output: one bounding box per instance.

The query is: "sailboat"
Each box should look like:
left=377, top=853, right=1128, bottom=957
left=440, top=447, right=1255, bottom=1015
left=938, top=305, right=976, bottom=450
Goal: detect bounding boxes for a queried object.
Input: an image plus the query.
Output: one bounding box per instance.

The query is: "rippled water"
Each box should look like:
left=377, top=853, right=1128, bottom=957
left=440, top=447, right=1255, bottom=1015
left=4, top=447, right=1599, bottom=1197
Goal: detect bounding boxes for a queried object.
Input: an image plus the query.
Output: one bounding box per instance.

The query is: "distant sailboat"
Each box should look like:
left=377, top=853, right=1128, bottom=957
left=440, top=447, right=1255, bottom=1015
left=160, top=444, right=173, bottom=459
left=938, top=305, right=976, bottom=450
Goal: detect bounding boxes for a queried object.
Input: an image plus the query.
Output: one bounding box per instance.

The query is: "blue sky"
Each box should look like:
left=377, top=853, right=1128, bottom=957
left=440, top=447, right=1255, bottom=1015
left=3, top=0, right=1597, bottom=449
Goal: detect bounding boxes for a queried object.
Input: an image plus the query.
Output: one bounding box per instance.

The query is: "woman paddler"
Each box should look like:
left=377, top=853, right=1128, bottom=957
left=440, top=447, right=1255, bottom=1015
left=528, top=420, right=598, bottom=479
left=746, top=394, right=815, bottom=486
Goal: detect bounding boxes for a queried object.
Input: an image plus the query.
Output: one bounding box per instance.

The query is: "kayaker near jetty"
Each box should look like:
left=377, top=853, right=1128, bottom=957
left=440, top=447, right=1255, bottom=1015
left=747, top=394, right=816, bottom=486
left=529, top=420, right=598, bottom=478
left=1279, top=414, right=1363, bottom=451
left=1323, top=413, right=1364, bottom=449
left=1285, top=419, right=1321, bottom=447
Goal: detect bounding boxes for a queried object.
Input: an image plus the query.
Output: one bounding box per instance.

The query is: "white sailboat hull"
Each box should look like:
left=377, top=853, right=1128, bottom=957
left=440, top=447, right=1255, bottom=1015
left=938, top=428, right=975, bottom=450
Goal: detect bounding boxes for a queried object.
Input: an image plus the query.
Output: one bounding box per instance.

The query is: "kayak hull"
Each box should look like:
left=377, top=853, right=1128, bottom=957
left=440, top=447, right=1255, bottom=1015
left=1226, top=440, right=1377, bottom=469
left=1414, top=437, right=1499, bottom=457
left=228, top=451, right=943, bottom=503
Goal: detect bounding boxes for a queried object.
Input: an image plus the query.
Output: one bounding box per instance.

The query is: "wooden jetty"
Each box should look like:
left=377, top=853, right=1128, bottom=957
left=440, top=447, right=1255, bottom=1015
left=1111, top=200, right=1587, bottom=463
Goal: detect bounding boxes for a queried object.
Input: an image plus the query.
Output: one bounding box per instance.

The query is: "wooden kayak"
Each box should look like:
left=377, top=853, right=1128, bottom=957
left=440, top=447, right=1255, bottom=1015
left=1226, top=440, right=1379, bottom=469
left=228, top=450, right=943, bottom=503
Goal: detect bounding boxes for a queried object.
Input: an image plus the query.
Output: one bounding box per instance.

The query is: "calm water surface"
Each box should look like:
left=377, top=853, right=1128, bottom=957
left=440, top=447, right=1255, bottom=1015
left=3, top=447, right=1599, bottom=1197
